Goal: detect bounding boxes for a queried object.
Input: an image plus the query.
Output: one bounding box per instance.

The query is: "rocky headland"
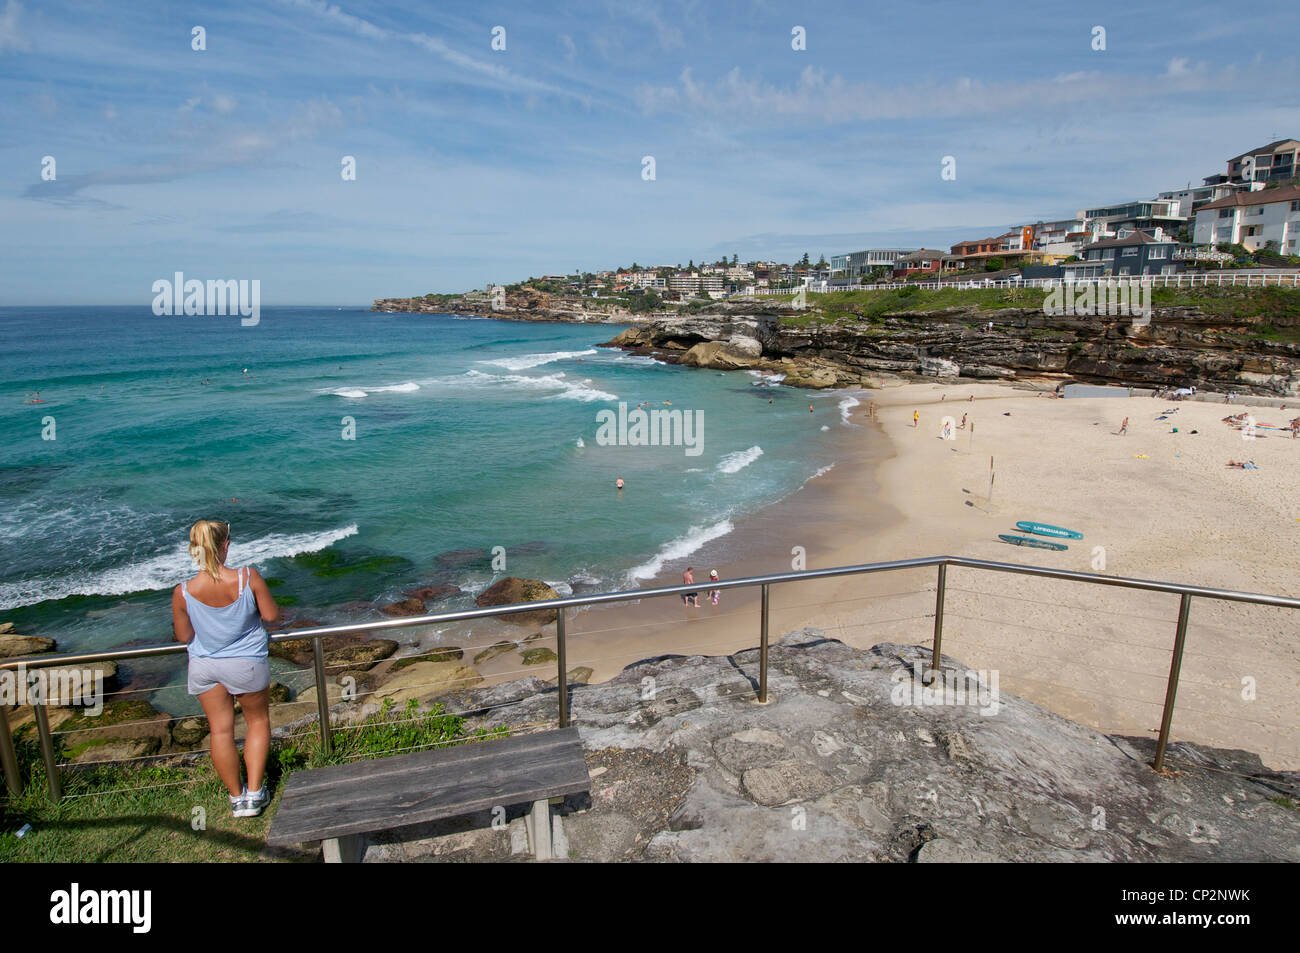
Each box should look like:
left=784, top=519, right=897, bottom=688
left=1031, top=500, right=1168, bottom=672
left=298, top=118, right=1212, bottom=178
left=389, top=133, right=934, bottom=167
left=286, top=631, right=1300, bottom=862
left=602, top=306, right=1300, bottom=396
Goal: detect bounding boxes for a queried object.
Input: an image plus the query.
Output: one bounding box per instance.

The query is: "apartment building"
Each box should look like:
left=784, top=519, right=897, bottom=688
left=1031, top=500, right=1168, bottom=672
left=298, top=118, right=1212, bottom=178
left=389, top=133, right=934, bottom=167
left=1193, top=184, right=1300, bottom=254
left=1226, top=139, right=1300, bottom=186
left=1081, top=200, right=1186, bottom=236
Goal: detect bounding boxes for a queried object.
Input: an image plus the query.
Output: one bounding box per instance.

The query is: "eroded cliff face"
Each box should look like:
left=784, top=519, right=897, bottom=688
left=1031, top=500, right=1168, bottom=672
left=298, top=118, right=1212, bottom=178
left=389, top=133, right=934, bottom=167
left=603, top=307, right=1300, bottom=395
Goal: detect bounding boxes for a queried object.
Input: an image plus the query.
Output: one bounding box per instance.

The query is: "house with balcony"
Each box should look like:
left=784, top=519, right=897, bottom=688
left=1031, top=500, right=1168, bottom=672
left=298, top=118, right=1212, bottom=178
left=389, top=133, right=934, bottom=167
left=830, top=249, right=911, bottom=278
left=947, top=230, right=1034, bottom=270
left=1192, top=184, right=1300, bottom=254
left=1082, top=200, right=1186, bottom=237
left=1079, top=228, right=1184, bottom=276
left=1226, top=139, right=1300, bottom=186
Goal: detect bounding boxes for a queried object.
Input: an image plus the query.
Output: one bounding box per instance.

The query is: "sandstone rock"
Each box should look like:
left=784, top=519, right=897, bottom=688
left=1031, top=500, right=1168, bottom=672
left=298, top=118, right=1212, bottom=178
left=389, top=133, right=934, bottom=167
left=0, top=633, right=57, bottom=658
left=680, top=341, right=762, bottom=370
left=270, top=634, right=398, bottom=670
left=370, top=662, right=483, bottom=706
left=28, top=660, right=119, bottom=705
left=521, top=647, right=558, bottom=666
left=0, top=622, right=14, bottom=635
left=172, top=716, right=209, bottom=747
left=380, top=598, right=426, bottom=617
left=57, top=698, right=171, bottom=761
left=475, top=577, right=560, bottom=626
left=474, top=640, right=519, bottom=665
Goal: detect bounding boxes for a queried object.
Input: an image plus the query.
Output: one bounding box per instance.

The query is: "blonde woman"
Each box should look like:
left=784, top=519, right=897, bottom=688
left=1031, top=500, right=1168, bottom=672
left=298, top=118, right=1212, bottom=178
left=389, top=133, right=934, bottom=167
left=172, top=520, right=279, bottom=817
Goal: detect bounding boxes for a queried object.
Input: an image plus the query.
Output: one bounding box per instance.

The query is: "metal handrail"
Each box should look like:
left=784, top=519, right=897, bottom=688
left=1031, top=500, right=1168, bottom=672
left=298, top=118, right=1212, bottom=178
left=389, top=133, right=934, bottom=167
left=2, top=554, right=1297, bottom=799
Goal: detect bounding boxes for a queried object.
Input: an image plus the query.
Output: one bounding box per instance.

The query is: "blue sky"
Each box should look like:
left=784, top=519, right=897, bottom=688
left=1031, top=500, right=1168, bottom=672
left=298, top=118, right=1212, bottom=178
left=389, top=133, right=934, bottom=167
left=2, top=0, right=1298, bottom=304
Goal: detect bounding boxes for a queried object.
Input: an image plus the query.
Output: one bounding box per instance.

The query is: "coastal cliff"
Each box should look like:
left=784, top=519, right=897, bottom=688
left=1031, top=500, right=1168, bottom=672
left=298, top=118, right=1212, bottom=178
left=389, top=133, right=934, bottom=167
left=602, top=304, right=1300, bottom=396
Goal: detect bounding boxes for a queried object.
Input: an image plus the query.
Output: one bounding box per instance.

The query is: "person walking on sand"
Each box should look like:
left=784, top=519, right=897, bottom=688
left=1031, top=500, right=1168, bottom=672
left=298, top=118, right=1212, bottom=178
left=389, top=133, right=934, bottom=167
left=960, top=413, right=967, bottom=430
left=1119, top=417, right=1129, bottom=436
left=708, top=569, right=721, bottom=605
left=913, top=410, right=919, bottom=428
left=172, top=520, right=279, bottom=818
left=681, top=567, right=699, bottom=608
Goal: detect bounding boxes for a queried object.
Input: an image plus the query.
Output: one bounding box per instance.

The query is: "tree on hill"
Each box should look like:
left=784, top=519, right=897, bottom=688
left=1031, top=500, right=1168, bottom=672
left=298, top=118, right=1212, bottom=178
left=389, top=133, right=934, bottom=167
left=815, top=253, right=828, bottom=269
left=732, top=254, right=739, bottom=266
left=799, top=252, right=811, bottom=267
left=984, top=257, right=1005, bottom=272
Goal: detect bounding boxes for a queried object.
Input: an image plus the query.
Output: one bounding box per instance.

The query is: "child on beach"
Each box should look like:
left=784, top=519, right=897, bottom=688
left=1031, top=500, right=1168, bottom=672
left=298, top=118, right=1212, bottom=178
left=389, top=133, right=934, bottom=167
left=913, top=410, right=919, bottom=428
left=708, top=570, right=720, bottom=605
left=172, top=520, right=279, bottom=818
left=1119, top=417, right=1128, bottom=436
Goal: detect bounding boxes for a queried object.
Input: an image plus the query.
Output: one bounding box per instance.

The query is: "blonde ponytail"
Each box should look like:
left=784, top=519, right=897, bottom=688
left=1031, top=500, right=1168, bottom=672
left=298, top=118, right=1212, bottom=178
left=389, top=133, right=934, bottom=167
left=188, top=520, right=230, bottom=582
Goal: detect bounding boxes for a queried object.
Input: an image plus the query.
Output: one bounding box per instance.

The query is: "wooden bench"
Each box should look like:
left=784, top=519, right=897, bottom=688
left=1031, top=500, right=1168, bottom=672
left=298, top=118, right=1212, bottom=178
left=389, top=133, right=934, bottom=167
left=266, top=727, right=589, bottom=862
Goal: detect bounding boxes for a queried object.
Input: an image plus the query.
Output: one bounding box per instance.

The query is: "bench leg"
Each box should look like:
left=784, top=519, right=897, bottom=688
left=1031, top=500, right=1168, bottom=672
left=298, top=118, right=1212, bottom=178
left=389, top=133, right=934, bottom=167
left=526, top=799, right=552, bottom=860
left=322, top=834, right=364, bottom=863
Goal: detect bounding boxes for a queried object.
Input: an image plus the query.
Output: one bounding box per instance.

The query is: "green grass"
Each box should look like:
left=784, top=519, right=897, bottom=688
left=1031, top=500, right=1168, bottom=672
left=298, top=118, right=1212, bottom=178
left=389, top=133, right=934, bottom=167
left=778, top=287, right=1049, bottom=327
left=772, top=284, right=1300, bottom=331
left=0, top=699, right=505, bottom=863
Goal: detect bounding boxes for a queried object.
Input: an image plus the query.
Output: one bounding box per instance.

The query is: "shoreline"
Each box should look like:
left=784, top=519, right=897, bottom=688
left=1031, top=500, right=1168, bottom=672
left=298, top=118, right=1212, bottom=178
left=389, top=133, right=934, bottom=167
left=402, top=377, right=1300, bottom=770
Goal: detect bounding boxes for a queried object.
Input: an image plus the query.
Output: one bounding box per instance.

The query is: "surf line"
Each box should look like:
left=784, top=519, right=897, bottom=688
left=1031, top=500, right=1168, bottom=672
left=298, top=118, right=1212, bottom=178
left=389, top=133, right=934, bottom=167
left=595, top=401, right=704, bottom=457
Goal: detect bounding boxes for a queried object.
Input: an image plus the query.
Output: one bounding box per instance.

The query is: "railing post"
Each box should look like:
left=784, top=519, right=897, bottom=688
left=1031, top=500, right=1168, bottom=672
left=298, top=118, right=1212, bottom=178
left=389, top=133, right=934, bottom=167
left=0, top=700, right=23, bottom=796
left=33, top=702, right=61, bottom=801
left=758, top=584, right=770, bottom=703
left=556, top=608, right=569, bottom=729
left=312, top=638, right=333, bottom=755
left=930, top=562, right=947, bottom=680
left=1153, top=593, right=1193, bottom=773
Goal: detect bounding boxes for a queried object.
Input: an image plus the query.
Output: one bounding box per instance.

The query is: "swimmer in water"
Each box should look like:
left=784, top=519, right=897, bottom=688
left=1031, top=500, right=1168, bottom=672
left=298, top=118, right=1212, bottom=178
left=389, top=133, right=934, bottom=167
left=615, top=478, right=624, bottom=490
left=809, top=404, right=814, bottom=413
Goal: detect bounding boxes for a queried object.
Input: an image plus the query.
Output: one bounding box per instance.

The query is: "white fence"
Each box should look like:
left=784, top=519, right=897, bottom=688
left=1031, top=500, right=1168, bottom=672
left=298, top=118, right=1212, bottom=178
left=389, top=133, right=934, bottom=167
left=792, top=272, right=1300, bottom=293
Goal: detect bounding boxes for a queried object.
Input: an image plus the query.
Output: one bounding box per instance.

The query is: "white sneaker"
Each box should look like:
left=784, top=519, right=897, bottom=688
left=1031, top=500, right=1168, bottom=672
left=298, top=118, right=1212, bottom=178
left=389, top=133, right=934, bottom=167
left=229, top=785, right=248, bottom=817
left=234, top=786, right=270, bottom=818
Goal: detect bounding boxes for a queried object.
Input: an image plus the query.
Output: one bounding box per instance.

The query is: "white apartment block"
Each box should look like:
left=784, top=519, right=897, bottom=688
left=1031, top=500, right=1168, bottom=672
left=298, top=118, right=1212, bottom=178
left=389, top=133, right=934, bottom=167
left=630, top=272, right=666, bottom=289
left=1193, top=185, right=1300, bottom=254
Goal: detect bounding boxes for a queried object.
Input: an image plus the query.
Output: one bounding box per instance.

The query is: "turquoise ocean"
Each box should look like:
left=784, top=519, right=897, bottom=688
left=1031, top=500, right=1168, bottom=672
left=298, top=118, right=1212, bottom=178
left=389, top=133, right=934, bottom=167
left=1, top=306, right=860, bottom=707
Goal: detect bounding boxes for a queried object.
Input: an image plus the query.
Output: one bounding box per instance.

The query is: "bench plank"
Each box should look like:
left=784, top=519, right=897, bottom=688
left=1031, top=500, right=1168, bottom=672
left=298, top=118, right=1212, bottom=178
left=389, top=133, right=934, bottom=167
left=266, top=728, right=588, bottom=846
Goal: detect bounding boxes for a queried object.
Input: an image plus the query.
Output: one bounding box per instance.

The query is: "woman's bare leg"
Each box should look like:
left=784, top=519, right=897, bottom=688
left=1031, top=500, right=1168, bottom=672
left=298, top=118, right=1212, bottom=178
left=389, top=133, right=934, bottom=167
left=197, top=685, right=242, bottom=796
left=237, top=688, right=271, bottom=792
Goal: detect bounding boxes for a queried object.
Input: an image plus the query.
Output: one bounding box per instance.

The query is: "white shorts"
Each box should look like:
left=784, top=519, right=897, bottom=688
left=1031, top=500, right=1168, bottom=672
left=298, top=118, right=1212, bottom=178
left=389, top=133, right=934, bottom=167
left=188, top=655, right=271, bottom=696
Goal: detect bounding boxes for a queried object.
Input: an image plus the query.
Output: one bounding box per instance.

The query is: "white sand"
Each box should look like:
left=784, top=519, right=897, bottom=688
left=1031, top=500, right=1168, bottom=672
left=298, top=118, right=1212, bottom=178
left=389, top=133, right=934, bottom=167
left=801, top=382, right=1299, bottom=770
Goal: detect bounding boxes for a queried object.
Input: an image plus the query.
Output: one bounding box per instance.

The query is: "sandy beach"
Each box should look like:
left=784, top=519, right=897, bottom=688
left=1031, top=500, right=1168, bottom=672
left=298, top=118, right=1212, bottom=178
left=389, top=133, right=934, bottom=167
left=438, top=379, right=1299, bottom=771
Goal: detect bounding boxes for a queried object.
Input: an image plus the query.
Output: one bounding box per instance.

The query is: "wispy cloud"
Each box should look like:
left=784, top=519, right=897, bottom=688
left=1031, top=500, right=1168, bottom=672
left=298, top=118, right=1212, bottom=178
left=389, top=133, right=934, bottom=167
left=0, top=0, right=29, bottom=54
left=282, top=0, right=588, bottom=103
left=636, top=58, right=1298, bottom=123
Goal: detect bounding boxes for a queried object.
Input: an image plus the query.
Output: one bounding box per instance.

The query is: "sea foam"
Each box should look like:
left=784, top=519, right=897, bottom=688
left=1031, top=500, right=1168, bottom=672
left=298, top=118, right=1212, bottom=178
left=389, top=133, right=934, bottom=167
left=0, top=525, right=359, bottom=610
left=717, top=446, right=763, bottom=474
left=480, top=349, right=598, bottom=371
left=627, top=519, right=734, bottom=582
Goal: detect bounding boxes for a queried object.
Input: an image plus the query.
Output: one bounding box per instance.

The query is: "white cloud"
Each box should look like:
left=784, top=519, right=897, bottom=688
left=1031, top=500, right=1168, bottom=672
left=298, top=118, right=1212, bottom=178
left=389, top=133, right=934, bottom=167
left=0, top=0, right=30, bottom=55
left=559, top=33, right=576, bottom=62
